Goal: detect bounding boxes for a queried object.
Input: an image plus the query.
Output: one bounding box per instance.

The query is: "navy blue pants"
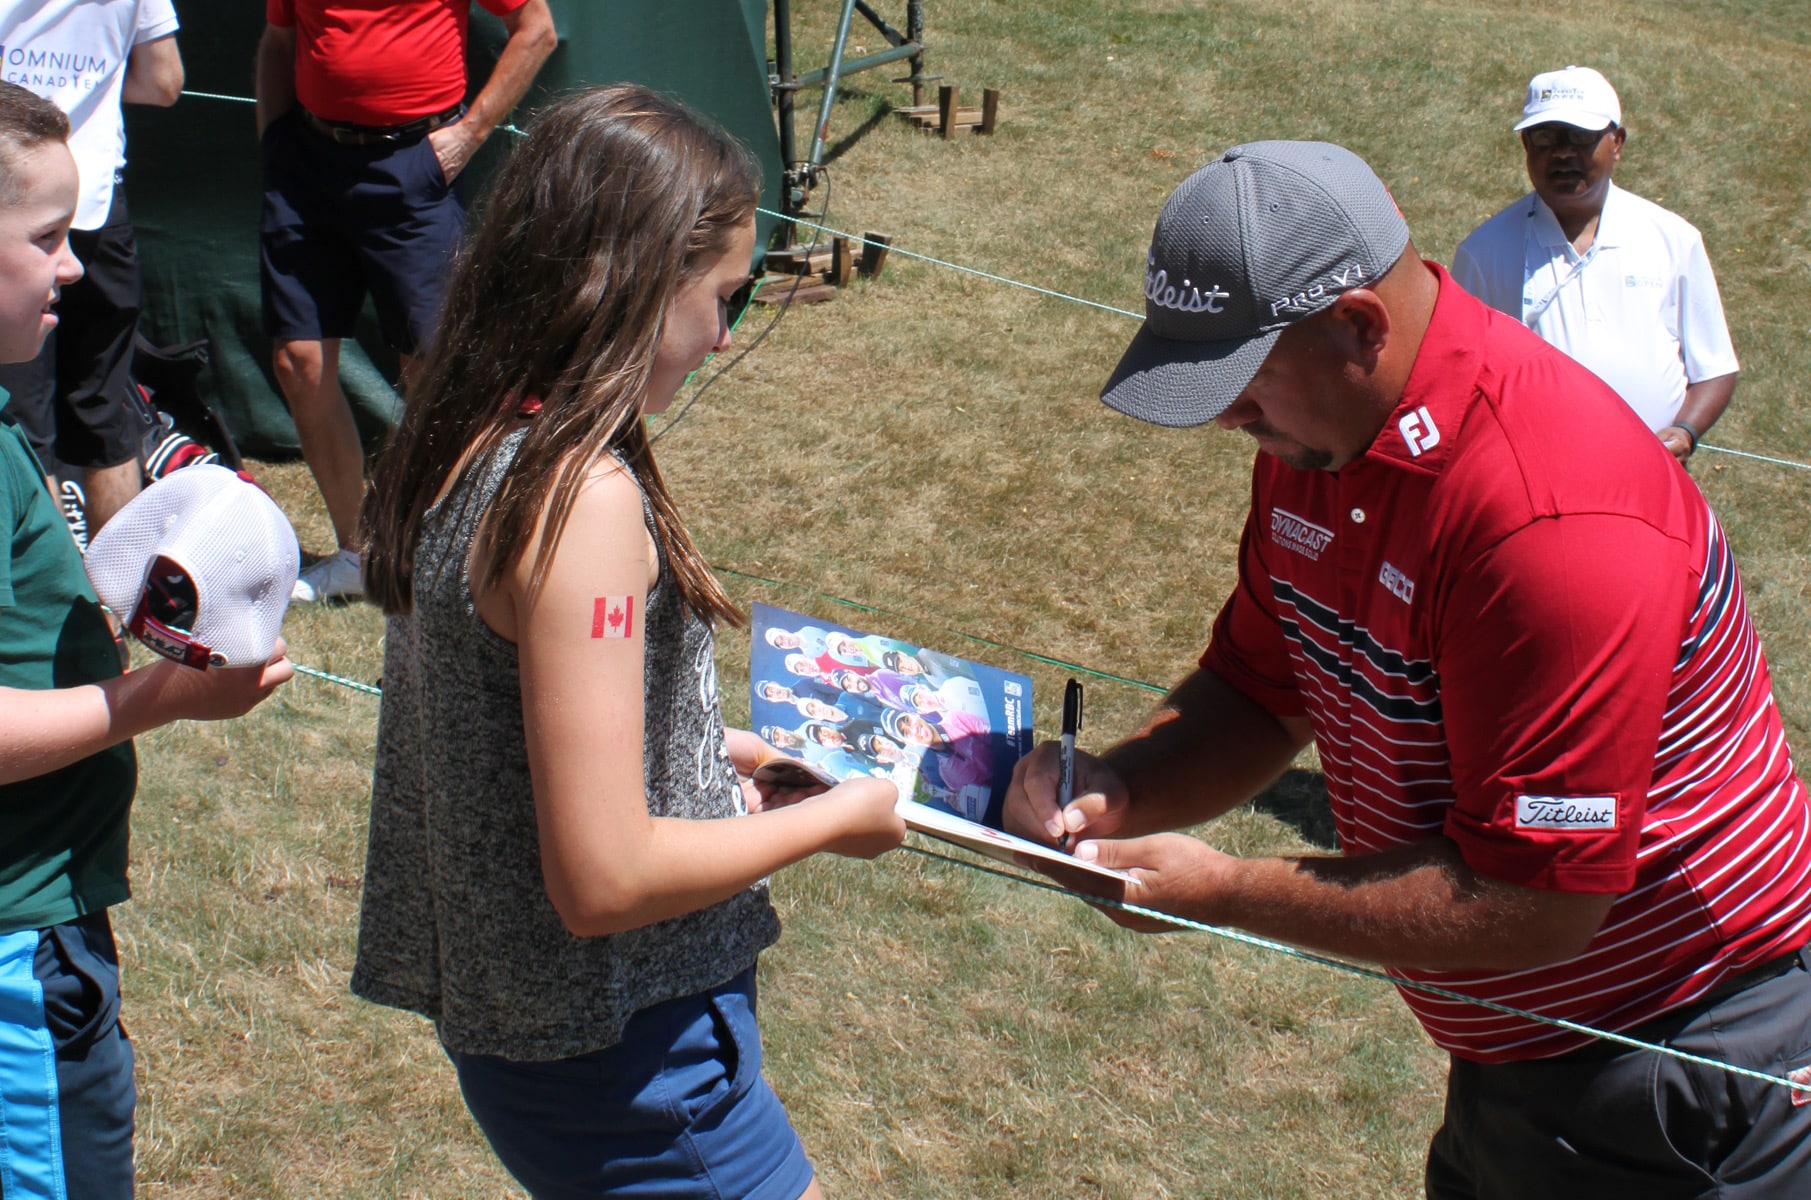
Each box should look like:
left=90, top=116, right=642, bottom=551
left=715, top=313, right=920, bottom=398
left=0, top=911, right=136, bottom=1199
left=259, top=111, right=466, bottom=356
left=1427, top=947, right=1811, bottom=1198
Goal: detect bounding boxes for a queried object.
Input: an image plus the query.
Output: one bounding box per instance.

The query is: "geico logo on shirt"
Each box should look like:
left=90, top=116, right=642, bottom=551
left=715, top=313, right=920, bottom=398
left=1515, top=795, right=1618, bottom=831
left=1270, top=507, right=1334, bottom=561
left=1378, top=561, right=1414, bottom=604
left=1398, top=405, right=1440, bottom=457
left=1624, top=274, right=1664, bottom=289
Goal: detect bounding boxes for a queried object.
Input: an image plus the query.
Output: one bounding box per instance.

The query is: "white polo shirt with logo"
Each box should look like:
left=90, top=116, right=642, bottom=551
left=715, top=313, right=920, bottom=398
left=0, top=0, right=179, bottom=230
left=1451, top=182, right=1738, bottom=433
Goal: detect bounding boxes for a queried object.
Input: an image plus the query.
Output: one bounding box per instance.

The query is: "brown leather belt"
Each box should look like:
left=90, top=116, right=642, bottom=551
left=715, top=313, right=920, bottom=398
left=300, top=103, right=465, bottom=147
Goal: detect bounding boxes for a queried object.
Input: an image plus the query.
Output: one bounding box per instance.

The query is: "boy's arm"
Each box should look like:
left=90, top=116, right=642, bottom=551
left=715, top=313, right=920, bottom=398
left=0, top=647, right=292, bottom=784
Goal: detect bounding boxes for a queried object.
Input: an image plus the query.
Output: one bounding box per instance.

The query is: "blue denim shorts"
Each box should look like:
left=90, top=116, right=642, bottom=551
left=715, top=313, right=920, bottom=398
left=445, top=969, right=814, bottom=1199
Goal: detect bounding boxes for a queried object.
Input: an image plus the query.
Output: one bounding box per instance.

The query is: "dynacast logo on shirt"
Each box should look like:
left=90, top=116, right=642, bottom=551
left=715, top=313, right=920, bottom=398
left=1270, top=507, right=1333, bottom=561
left=1516, top=795, right=1618, bottom=831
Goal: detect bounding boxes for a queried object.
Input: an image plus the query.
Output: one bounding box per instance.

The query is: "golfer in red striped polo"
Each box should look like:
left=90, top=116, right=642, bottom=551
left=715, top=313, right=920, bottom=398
left=1008, top=140, right=1811, bottom=1198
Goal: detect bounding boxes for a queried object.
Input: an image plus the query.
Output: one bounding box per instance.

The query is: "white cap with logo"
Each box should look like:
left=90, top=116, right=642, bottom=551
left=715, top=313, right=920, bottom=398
left=1515, top=65, right=1622, bottom=132
left=85, top=464, right=299, bottom=669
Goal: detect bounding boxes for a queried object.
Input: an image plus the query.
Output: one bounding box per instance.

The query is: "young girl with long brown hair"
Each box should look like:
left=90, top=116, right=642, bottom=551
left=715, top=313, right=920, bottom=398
left=353, top=85, right=903, bottom=1199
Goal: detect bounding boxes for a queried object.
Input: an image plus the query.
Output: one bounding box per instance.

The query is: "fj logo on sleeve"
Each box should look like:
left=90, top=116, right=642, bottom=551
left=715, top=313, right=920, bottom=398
left=1515, top=795, right=1618, bottom=831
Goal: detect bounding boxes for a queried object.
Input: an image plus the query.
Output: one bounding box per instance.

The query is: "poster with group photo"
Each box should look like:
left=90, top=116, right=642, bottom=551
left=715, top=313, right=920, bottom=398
left=748, top=603, right=1033, bottom=827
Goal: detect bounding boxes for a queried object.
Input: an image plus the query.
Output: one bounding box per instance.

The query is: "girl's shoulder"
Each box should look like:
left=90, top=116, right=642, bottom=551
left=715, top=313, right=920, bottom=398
left=565, top=452, right=653, bottom=542
left=521, top=452, right=657, bottom=587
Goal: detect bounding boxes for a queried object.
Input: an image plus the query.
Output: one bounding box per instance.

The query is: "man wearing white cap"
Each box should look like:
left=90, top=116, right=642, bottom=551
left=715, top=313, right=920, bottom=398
left=1006, top=138, right=1811, bottom=1194
left=1453, top=66, right=1739, bottom=462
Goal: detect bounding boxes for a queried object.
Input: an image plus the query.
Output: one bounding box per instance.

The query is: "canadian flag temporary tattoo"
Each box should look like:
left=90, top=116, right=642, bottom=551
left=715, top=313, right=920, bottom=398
left=592, top=596, right=634, bottom=639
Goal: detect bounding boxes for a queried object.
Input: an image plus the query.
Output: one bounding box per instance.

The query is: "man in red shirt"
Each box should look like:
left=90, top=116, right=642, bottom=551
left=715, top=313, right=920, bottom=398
left=1007, top=141, right=1811, bottom=1195
left=255, top=0, right=555, bottom=602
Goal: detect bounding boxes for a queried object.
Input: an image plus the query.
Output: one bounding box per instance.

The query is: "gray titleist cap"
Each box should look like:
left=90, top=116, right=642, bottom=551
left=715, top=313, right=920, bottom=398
left=1101, top=140, right=1411, bottom=427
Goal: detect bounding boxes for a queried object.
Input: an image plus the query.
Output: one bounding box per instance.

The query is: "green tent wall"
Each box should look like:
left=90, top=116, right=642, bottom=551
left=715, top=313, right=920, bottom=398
left=124, top=0, right=783, bottom=456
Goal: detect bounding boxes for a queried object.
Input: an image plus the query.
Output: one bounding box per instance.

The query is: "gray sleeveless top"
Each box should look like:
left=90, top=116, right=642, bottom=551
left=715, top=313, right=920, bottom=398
left=351, top=430, right=779, bottom=1060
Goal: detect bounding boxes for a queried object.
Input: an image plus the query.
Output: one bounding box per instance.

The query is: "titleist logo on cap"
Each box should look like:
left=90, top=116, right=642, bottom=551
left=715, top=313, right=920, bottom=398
left=1145, top=261, right=1232, bottom=314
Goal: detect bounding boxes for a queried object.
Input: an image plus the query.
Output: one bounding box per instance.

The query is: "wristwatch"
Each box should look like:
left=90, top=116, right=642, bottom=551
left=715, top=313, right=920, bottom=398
left=1668, top=419, right=1701, bottom=456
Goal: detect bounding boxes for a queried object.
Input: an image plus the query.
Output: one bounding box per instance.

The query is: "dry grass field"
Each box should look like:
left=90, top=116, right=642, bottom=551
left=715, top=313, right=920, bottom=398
left=120, top=1, right=1809, bottom=1196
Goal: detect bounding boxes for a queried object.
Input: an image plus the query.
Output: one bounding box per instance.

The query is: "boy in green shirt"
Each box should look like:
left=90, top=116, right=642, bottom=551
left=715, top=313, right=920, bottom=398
left=0, top=81, right=293, bottom=1197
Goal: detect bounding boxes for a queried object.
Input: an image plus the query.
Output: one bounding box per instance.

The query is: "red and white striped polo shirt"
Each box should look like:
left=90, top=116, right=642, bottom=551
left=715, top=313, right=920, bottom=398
left=1201, top=265, right=1811, bottom=1062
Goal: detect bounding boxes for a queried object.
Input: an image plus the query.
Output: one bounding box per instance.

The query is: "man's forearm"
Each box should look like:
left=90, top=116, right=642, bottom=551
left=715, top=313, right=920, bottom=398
left=253, top=26, right=296, bottom=136
left=122, top=35, right=183, bottom=106
left=1672, top=372, right=1738, bottom=441
left=1215, top=839, right=1612, bottom=971
left=1098, top=832, right=1615, bottom=972
left=462, top=0, right=557, bottom=143
left=1103, top=668, right=1309, bottom=837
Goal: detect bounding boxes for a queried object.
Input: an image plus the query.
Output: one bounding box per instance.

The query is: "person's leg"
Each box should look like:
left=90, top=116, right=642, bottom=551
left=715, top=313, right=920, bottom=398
left=82, top=459, right=141, bottom=534
left=271, top=336, right=362, bottom=549
left=0, top=324, right=64, bottom=495
left=1423, top=1058, right=1478, bottom=1200
left=261, top=111, right=368, bottom=601
left=48, top=195, right=146, bottom=534
left=1439, top=951, right=1811, bottom=1200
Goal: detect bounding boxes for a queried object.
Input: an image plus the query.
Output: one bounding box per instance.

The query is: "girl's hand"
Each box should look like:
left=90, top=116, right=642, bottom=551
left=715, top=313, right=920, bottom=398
left=808, top=776, right=905, bottom=859
left=726, top=728, right=832, bottom=812
left=740, top=772, right=826, bottom=813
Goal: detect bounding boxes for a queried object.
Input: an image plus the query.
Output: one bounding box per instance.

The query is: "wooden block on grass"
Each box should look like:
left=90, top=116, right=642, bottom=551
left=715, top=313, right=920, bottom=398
left=750, top=278, right=838, bottom=306
left=857, top=231, right=893, bottom=278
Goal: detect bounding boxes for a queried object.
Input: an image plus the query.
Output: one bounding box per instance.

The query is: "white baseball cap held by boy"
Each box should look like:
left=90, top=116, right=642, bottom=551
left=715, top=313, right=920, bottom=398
left=84, top=464, right=299, bottom=669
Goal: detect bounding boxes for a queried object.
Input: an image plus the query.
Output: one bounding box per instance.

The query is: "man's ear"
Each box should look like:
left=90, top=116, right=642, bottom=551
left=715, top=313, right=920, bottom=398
left=1325, top=288, right=1391, bottom=369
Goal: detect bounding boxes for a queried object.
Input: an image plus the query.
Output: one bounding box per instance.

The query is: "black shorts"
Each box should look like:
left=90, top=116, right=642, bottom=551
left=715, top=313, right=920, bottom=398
left=258, top=110, right=467, bottom=356
left=1426, top=946, right=1811, bottom=1199
left=0, top=186, right=144, bottom=475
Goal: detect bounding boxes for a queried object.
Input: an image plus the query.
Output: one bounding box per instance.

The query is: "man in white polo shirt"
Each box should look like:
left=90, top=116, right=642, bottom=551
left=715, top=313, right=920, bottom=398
left=0, top=0, right=184, bottom=538
left=1452, top=65, right=1738, bottom=463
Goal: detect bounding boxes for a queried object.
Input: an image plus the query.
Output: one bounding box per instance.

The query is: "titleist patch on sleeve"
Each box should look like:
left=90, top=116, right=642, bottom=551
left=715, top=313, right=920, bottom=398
left=1515, top=795, right=1618, bottom=831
